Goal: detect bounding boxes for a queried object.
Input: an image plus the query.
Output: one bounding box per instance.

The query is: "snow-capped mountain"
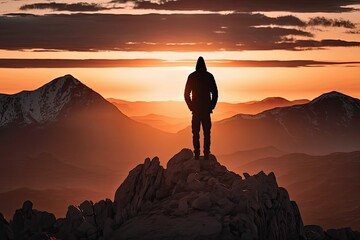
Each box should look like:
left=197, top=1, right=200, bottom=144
left=308, top=91, right=360, bottom=127
left=234, top=91, right=360, bottom=128
left=177, top=91, right=360, bottom=155
left=0, top=74, right=102, bottom=127
left=0, top=75, right=176, bottom=167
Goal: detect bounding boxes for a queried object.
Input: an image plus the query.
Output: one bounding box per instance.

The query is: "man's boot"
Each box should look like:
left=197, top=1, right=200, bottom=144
left=194, top=150, right=200, bottom=160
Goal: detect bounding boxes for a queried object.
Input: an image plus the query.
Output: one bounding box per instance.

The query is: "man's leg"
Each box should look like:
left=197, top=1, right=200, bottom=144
left=192, top=114, right=201, bottom=159
left=202, top=114, right=212, bottom=159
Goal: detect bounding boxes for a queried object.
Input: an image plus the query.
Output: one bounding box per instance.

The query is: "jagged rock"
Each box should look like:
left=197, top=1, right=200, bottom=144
left=191, top=192, right=211, bottom=210
left=303, top=225, right=360, bottom=240
left=103, top=218, right=115, bottom=238
left=114, top=156, right=165, bottom=225
left=0, top=213, right=13, bottom=240
left=304, top=225, right=325, bottom=240
left=112, top=148, right=306, bottom=240
left=94, top=199, right=115, bottom=234
left=54, top=199, right=115, bottom=239
left=66, top=205, right=83, bottom=230
left=10, top=200, right=56, bottom=240
left=27, top=233, right=52, bottom=240
left=326, top=228, right=360, bottom=240
left=165, top=149, right=200, bottom=186
left=112, top=212, right=223, bottom=240
left=76, top=220, right=97, bottom=239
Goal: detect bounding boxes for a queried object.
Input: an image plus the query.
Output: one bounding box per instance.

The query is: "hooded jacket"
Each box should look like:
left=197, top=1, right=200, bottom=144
left=184, top=57, right=218, bottom=114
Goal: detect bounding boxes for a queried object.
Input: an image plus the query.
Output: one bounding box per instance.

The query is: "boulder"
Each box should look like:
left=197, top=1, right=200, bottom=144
left=0, top=213, right=13, bottom=240
left=326, top=228, right=360, bottom=240
left=11, top=201, right=56, bottom=240
left=191, top=193, right=211, bottom=210
left=114, top=156, right=165, bottom=225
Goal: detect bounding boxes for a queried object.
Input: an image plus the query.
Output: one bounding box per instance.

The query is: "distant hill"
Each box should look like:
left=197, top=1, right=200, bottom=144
left=218, top=146, right=286, bottom=171
left=131, top=114, right=189, bottom=133
left=108, top=97, right=310, bottom=132
left=0, top=152, right=121, bottom=193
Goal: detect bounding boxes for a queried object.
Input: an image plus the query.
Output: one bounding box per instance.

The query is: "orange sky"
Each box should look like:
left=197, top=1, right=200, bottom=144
left=1, top=65, right=359, bottom=102
left=0, top=1, right=359, bottom=102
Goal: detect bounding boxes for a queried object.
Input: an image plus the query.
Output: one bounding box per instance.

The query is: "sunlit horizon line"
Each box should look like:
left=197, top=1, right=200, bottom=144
left=1, top=58, right=359, bottom=68
left=2, top=77, right=358, bottom=104
left=2, top=47, right=360, bottom=62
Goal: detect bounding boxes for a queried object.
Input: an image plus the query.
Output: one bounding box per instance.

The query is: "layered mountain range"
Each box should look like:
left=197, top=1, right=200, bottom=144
left=0, top=75, right=359, bottom=231
left=108, top=96, right=309, bottom=133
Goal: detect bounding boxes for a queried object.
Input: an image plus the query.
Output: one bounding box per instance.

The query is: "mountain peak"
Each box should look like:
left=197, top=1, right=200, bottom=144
left=261, top=96, right=290, bottom=103
left=0, top=75, right=94, bottom=127
left=42, top=74, right=83, bottom=93
left=310, top=91, right=356, bottom=104
left=51, top=74, right=80, bottom=85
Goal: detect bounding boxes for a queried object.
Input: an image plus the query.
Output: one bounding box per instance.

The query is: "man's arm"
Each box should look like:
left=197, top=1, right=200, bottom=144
left=184, top=75, right=193, bottom=111
left=211, top=75, right=218, bottom=110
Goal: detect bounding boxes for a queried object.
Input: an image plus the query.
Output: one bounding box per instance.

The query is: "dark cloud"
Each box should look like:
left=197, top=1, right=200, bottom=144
left=20, top=2, right=108, bottom=12
left=0, top=13, right=359, bottom=52
left=296, top=39, right=360, bottom=48
left=0, top=58, right=359, bottom=68
left=114, top=0, right=360, bottom=13
left=346, top=29, right=360, bottom=34
left=308, top=17, right=356, bottom=29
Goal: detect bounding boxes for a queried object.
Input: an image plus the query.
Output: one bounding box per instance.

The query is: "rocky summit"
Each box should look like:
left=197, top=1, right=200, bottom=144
left=0, top=149, right=359, bottom=240
left=113, top=148, right=304, bottom=240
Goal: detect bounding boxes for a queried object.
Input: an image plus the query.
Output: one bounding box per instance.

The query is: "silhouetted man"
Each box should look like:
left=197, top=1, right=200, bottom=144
left=184, top=57, right=218, bottom=160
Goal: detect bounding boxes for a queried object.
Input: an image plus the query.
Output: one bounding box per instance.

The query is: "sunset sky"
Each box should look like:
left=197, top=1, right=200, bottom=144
left=0, top=0, right=360, bottom=102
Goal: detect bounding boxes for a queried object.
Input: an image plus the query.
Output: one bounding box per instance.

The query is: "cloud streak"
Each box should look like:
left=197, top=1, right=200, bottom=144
left=0, top=58, right=359, bottom=68
left=114, top=0, right=360, bottom=13
left=308, top=17, right=356, bottom=29
left=20, top=2, right=108, bottom=12
left=0, top=13, right=359, bottom=52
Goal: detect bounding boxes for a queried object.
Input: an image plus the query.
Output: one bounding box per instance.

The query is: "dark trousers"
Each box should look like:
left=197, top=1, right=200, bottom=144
left=192, top=113, right=211, bottom=155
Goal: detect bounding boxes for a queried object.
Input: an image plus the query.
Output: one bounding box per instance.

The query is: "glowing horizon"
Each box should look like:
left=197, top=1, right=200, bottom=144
left=0, top=0, right=359, bottom=102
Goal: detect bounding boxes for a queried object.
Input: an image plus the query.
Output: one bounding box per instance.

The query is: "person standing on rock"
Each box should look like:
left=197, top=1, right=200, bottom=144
left=184, top=56, right=218, bottom=160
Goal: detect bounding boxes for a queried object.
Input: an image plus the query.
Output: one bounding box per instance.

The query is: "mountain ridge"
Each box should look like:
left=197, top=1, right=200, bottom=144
left=205, top=90, right=360, bottom=155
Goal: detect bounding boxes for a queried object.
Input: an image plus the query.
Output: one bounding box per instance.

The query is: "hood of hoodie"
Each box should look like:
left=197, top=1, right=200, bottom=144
left=196, top=57, right=207, bottom=71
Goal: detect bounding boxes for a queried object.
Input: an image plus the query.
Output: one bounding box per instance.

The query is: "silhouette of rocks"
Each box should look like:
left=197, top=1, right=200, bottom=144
left=11, top=200, right=55, bottom=240
left=54, top=199, right=115, bottom=239
left=0, top=149, right=358, bottom=239
left=0, top=213, right=13, bottom=240
left=304, top=225, right=360, bottom=240
left=112, top=148, right=304, bottom=239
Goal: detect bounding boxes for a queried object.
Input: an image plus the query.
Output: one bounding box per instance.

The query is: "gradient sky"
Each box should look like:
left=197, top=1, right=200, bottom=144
left=0, top=0, right=360, bottom=102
